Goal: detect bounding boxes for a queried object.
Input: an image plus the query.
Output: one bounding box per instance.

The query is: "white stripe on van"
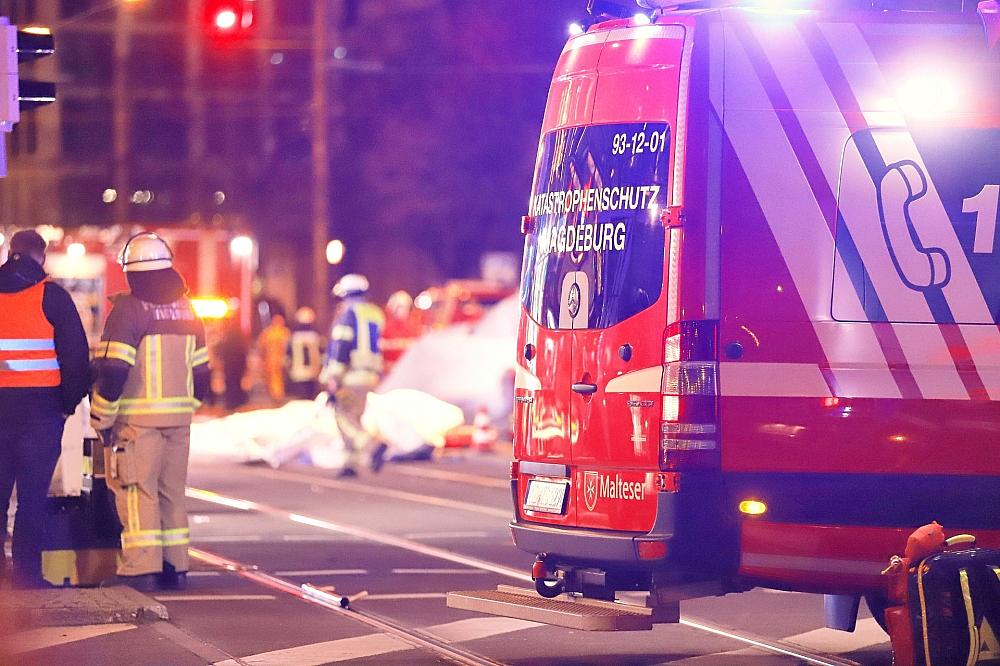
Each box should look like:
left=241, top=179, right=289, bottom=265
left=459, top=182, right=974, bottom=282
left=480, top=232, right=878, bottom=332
left=514, top=364, right=542, bottom=391
left=560, top=29, right=609, bottom=53
left=605, top=366, right=663, bottom=393
left=751, top=21, right=971, bottom=401
left=819, top=23, right=1000, bottom=399
left=719, top=362, right=830, bottom=398
left=719, top=26, right=899, bottom=398
left=606, top=25, right=686, bottom=44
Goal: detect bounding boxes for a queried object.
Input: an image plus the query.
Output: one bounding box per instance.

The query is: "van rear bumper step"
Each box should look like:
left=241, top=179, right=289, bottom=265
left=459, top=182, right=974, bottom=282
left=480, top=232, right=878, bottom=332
left=511, top=520, right=671, bottom=564
left=447, top=585, right=677, bottom=631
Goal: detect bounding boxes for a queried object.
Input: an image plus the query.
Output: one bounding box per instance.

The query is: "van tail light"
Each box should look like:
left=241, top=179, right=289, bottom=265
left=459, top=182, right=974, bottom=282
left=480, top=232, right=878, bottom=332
left=510, top=460, right=520, bottom=480
left=660, top=320, right=719, bottom=470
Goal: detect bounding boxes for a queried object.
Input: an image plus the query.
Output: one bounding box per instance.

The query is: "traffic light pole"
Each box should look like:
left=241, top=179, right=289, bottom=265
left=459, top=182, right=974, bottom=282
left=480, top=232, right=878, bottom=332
left=311, top=0, right=332, bottom=328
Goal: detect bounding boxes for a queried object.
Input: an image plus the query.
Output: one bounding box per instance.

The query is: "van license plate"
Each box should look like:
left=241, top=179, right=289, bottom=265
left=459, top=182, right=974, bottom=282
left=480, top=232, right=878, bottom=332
left=524, top=479, right=568, bottom=514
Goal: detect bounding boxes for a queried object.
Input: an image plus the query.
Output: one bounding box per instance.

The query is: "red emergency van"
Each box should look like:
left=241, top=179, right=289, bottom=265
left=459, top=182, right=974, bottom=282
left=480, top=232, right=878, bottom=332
left=510, top=0, right=1000, bottom=619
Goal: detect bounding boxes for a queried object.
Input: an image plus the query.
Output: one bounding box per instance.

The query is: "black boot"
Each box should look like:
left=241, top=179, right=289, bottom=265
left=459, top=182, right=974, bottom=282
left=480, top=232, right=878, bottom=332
left=116, top=573, right=160, bottom=592
left=157, top=562, right=187, bottom=591
left=369, top=442, right=389, bottom=473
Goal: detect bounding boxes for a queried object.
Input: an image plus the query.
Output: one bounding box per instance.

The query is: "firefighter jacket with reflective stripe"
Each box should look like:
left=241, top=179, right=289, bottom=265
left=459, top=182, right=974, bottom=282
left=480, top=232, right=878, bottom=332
left=0, top=280, right=62, bottom=388
left=288, top=325, right=322, bottom=383
left=92, top=292, right=210, bottom=429
left=324, top=299, right=385, bottom=387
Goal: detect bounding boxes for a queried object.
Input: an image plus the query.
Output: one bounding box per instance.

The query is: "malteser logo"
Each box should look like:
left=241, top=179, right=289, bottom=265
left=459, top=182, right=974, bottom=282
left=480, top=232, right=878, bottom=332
left=582, top=471, right=645, bottom=512
left=584, top=471, right=599, bottom=512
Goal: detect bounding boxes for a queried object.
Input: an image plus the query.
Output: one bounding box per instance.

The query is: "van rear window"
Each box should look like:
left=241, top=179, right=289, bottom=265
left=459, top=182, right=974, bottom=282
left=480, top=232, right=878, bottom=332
left=520, top=123, right=669, bottom=330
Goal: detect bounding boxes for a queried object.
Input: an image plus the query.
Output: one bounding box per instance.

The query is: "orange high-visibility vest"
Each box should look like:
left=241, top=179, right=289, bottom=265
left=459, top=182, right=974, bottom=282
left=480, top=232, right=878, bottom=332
left=0, top=281, right=61, bottom=388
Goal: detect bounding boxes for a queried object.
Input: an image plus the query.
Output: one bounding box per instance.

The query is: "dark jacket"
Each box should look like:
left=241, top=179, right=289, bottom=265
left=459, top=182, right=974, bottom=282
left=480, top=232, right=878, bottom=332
left=0, top=254, right=91, bottom=418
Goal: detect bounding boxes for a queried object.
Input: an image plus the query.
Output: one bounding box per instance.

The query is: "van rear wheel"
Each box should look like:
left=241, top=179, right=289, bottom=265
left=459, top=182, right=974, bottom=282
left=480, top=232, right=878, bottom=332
left=535, top=578, right=565, bottom=598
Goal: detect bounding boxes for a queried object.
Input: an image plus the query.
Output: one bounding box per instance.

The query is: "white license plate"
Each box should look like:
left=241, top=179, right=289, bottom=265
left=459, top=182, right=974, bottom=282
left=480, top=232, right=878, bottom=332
left=524, top=479, right=568, bottom=514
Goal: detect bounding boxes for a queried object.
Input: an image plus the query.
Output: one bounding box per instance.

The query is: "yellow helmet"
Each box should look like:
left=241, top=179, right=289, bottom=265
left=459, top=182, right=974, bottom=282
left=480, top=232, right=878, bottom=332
left=119, top=232, right=173, bottom=272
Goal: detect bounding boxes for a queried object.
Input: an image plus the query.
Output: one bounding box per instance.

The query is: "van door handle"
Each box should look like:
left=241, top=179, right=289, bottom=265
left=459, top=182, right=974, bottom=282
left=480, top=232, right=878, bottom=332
left=571, top=382, right=598, bottom=395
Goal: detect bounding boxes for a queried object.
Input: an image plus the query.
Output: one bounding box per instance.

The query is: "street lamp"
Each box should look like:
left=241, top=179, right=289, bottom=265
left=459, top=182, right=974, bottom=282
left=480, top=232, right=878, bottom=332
left=325, top=239, right=345, bottom=265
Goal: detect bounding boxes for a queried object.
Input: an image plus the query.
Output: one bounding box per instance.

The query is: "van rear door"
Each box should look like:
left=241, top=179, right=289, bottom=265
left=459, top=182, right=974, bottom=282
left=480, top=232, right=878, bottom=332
left=518, top=24, right=687, bottom=532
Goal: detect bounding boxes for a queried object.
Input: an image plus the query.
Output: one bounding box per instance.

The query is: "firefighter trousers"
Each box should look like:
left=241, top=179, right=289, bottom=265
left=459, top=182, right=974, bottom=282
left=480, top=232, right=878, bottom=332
left=334, top=384, right=375, bottom=470
left=105, top=423, right=191, bottom=576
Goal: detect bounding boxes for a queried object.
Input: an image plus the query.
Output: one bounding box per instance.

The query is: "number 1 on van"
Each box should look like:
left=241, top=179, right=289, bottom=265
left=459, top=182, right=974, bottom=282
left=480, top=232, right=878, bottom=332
left=965, top=184, right=1000, bottom=254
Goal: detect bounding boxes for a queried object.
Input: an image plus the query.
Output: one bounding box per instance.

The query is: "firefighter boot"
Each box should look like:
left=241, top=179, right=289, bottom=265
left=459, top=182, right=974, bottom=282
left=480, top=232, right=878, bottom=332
left=158, top=561, right=187, bottom=590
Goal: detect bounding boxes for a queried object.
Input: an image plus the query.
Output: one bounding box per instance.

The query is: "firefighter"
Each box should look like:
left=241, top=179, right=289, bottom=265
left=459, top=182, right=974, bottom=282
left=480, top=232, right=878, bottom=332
left=322, top=274, right=387, bottom=477
left=287, top=307, right=323, bottom=400
left=90, top=232, right=210, bottom=591
left=0, top=230, right=90, bottom=588
left=258, top=313, right=290, bottom=403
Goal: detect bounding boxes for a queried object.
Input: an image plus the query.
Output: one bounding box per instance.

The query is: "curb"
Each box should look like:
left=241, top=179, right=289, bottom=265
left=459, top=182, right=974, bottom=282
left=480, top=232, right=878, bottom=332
left=0, top=586, right=169, bottom=628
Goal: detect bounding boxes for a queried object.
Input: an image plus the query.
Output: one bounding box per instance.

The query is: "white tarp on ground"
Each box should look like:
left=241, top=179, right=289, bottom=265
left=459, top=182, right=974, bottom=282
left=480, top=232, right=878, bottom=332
left=377, top=295, right=518, bottom=422
left=190, top=389, right=465, bottom=468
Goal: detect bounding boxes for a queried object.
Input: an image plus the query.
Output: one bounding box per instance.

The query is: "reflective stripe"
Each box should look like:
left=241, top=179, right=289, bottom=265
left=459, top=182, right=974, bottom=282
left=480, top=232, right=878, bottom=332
left=0, top=338, right=55, bottom=351
left=162, top=528, right=190, bottom=546
left=0, top=358, right=60, bottom=372
left=119, top=396, right=200, bottom=416
left=192, top=346, right=209, bottom=367
left=186, top=337, right=195, bottom=397
left=90, top=396, right=120, bottom=418
left=96, top=340, right=137, bottom=366
left=332, top=325, right=354, bottom=342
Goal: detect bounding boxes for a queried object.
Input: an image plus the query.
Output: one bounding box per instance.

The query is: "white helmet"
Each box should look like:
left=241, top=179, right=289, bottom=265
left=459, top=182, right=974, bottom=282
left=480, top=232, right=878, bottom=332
left=120, top=232, right=173, bottom=272
left=332, top=273, right=369, bottom=298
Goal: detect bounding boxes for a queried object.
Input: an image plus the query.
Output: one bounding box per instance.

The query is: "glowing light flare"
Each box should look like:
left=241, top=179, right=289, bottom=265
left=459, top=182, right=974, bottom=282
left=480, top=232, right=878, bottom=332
left=414, top=292, right=434, bottom=311
left=20, top=25, right=52, bottom=35
left=896, top=70, right=965, bottom=119
left=214, top=8, right=238, bottom=31
left=325, top=239, right=345, bottom=265
left=191, top=298, right=230, bottom=319
left=738, top=499, right=768, bottom=516
left=67, top=243, right=86, bottom=258
left=230, top=235, right=254, bottom=258
left=632, top=13, right=651, bottom=26
left=568, top=22, right=585, bottom=36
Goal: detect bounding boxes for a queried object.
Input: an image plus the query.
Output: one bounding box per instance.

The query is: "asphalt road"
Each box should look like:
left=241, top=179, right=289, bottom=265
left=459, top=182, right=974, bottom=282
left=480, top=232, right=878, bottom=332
left=19, top=453, right=894, bottom=665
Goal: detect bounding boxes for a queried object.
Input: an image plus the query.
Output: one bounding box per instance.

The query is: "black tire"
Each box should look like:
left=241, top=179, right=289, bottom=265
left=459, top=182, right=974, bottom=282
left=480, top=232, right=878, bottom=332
left=864, top=593, right=890, bottom=634
left=535, top=578, right=564, bottom=598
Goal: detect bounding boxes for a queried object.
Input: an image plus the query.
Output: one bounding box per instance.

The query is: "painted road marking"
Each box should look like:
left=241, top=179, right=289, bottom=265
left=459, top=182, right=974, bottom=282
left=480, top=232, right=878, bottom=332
left=5, top=623, right=136, bottom=654
left=187, top=487, right=858, bottom=666
left=430, top=617, right=541, bottom=642
left=187, top=570, right=221, bottom=577
left=360, top=593, right=448, bottom=601
left=238, top=466, right=510, bottom=518
left=155, top=594, right=277, bottom=602
left=782, top=618, right=888, bottom=654
left=389, top=465, right=509, bottom=489
left=215, top=633, right=413, bottom=666
left=274, top=569, right=368, bottom=577
left=392, top=568, right=490, bottom=575
left=212, top=616, right=534, bottom=666
left=186, top=487, right=532, bottom=582
left=403, top=530, right=492, bottom=540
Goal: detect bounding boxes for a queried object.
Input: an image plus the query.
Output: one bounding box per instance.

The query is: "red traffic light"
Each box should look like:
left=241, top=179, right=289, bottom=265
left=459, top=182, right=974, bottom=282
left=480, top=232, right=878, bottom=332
left=203, top=0, right=254, bottom=38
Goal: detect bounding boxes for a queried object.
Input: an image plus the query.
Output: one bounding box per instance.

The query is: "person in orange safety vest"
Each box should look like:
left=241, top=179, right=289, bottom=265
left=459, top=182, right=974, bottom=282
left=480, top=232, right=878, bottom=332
left=0, top=230, right=90, bottom=588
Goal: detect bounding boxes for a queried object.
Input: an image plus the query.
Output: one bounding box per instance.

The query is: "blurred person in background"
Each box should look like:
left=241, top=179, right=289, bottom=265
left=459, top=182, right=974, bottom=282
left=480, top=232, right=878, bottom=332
left=381, top=290, right=420, bottom=371
left=0, top=230, right=90, bottom=588
left=217, top=317, right=249, bottom=411
left=90, top=232, right=210, bottom=591
left=287, top=307, right=323, bottom=400
left=258, top=313, right=290, bottom=403
left=322, top=274, right=387, bottom=477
